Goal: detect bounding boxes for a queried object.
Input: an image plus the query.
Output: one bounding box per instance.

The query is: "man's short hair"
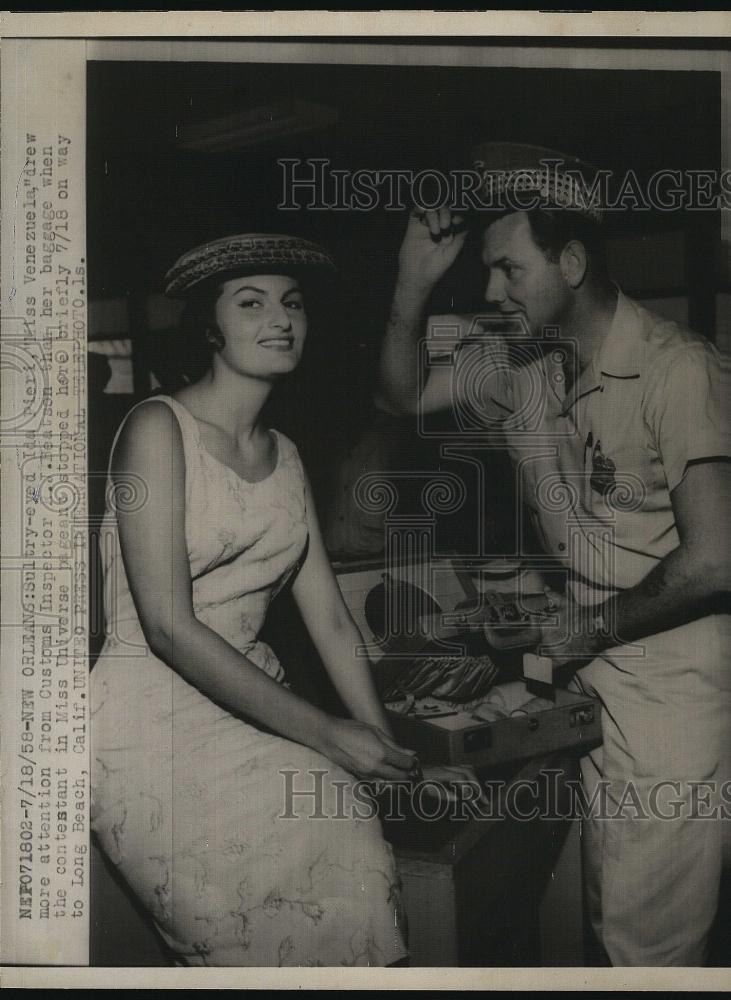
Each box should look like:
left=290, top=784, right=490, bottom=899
left=485, top=207, right=608, bottom=279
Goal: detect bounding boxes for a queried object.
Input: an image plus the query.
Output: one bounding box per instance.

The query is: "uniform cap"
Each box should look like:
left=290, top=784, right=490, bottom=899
left=470, top=142, right=604, bottom=222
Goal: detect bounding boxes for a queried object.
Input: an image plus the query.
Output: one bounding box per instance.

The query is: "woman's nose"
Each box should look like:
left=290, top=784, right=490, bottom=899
left=269, top=305, right=292, bottom=329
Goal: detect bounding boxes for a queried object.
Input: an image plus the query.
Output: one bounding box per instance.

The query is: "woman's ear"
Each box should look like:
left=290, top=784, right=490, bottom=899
left=559, top=239, right=588, bottom=289
left=205, top=327, right=225, bottom=350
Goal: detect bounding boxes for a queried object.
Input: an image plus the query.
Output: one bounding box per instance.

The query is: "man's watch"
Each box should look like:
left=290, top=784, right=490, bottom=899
left=590, top=605, right=614, bottom=650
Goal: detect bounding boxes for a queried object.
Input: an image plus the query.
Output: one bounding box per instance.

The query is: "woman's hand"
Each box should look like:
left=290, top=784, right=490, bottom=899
left=419, top=764, right=487, bottom=807
left=397, top=208, right=468, bottom=292
left=322, top=717, right=418, bottom=783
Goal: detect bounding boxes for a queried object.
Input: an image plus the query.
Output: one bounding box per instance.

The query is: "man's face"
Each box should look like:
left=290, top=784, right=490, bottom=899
left=481, top=212, right=571, bottom=337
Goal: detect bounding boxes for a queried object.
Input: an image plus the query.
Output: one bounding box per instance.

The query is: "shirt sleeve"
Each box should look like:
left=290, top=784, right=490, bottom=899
left=646, top=342, right=731, bottom=494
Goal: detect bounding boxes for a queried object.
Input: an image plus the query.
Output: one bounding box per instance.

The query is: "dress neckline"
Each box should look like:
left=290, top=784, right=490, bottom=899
left=159, top=394, right=281, bottom=487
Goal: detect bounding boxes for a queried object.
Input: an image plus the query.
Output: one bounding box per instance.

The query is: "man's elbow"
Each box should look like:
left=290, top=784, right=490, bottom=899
left=709, top=557, right=731, bottom=599
left=693, top=548, right=731, bottom=602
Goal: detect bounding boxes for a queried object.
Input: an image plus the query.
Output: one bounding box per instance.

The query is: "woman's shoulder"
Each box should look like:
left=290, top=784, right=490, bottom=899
left=120, top=395, right=184, bottom=433
left=112, top=396, right=186, bottom=467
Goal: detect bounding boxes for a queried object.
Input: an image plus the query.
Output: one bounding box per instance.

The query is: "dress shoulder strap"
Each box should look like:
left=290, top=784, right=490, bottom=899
left=106, top=394, right=196, bottom=478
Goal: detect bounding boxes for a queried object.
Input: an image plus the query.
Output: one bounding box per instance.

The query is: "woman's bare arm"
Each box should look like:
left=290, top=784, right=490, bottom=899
left=291, top=472, right=397, bottom=737
left=111, top=402, right=415, bottom=782
left=290, top=474, right=487, bottom=797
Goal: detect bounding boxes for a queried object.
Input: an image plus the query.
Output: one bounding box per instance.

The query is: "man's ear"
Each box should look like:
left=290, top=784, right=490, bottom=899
left=559, top=240, right=588, bottom=288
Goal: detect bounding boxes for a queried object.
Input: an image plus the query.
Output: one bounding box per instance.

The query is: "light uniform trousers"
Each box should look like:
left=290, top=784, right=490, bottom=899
left=570, top=614, right=731, bottom=966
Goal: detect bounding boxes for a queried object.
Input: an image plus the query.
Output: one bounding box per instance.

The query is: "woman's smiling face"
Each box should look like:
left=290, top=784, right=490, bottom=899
left=213, top=273, right=307, bottom=378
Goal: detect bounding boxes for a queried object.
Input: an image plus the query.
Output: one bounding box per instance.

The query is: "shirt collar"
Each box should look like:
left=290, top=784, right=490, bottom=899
left=592, top=288, right=643, bottom=380
left=558, top=288, right=642, bottom=414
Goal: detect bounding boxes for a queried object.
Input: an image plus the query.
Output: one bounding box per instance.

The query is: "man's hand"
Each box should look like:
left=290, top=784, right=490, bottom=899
left=538, top=463, right=731, bottom=674
left=376, top=207, right=468, bottom=417
left=537, top=589, right=604, bottom=671
left=398, top=207, right=468, bottom=292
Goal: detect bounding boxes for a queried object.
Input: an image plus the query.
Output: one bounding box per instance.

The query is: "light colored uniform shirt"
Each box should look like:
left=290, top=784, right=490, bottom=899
left=457, top=289, right=731, bottom=605
left=449, top=289, right=731, bottom=963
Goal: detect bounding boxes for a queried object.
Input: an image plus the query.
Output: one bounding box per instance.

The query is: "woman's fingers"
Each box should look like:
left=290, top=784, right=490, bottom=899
left=351, top=725, right=417, bottom=777
left=371, top=763, right=419, bottom=783
left=380, top=744, right=418, bottom=772
left=420, top=765, right=488, bottom=804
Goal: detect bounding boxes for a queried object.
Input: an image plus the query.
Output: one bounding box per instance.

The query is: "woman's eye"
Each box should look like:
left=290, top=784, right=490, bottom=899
left=285, top=300, right=304, bottom=311
left=238, top=300, right=262, bottom=309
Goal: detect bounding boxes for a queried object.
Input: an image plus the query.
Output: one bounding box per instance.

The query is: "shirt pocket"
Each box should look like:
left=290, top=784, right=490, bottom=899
left=581, top=430, right=672, bottom=552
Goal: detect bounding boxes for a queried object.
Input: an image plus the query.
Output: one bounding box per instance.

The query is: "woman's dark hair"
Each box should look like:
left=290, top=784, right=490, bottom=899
left=175, top=281, right=226, bottom=385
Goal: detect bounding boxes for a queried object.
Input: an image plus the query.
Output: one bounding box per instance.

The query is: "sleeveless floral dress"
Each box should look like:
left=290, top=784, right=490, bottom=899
left=90, top=395, right=407, bottom=967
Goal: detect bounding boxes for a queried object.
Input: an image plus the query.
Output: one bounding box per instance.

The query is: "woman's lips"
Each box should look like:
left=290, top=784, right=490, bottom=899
left=259, top=336, right=294, bottom=350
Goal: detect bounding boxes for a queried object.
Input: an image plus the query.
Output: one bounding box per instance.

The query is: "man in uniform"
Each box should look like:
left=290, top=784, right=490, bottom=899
left=376, top=143, right=730, bottom=965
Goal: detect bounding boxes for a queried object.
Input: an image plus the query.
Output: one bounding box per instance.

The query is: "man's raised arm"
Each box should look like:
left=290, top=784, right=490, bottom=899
left=375, top=208, right=467, bottom=416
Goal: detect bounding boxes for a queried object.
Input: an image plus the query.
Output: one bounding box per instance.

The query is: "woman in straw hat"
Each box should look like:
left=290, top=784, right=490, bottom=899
left=89, top=234, right=421, bottom=966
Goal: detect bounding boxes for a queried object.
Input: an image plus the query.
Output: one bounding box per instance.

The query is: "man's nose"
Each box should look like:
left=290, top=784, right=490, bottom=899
left=484, top=271, right=506, bottom=305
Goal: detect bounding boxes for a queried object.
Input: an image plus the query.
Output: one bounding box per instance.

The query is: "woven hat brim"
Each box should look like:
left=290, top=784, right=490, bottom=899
left=164, top=233, right=337, bottom=299
left=469, top=142, right=604, bottom=222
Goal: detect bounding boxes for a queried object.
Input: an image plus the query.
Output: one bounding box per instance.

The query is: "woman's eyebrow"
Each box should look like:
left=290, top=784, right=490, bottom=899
left=232, top=284, right=302, bottom=297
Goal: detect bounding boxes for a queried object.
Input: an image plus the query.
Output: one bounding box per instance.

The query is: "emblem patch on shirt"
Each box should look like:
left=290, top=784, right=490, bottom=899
left=585, top=432, right=617, bottom=495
